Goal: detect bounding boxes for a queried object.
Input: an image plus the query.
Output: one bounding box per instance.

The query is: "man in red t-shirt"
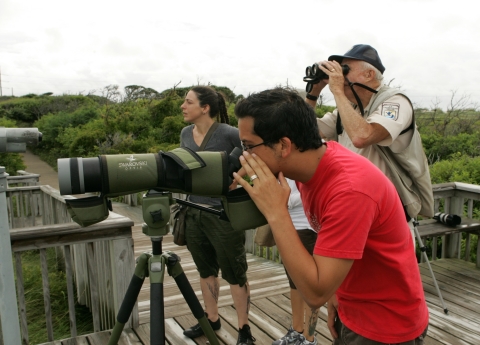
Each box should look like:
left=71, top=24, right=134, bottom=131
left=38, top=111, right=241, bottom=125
left=233, top=87, right=428, bottom=344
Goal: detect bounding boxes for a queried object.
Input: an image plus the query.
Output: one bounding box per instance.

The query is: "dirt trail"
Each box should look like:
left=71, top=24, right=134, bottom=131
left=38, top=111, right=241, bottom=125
left=19, top=150, right=59, bottom=189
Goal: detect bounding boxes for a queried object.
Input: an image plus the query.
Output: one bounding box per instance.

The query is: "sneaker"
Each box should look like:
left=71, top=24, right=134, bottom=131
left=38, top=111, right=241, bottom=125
left=237, top=324, right=256, bottom=344
left=294, top=335, right=318, bottom=345
left=272, top=327, right=302, bottom=345
left=183, top=314, right=221, bottom=339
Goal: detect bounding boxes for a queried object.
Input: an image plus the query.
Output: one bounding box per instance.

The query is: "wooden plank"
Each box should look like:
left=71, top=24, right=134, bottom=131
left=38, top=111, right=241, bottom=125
left=73, top=244, right=87, bottom=306
left=428, top=306, right=480, bottom=343
left=264, top=294, right=332, bottom=345
left=430, top=259, right=480, bottom=280
left=60, top=335, right=89, bottom=345
left=420, top=265, right=480, bottom=297
left=86, top=243, right=101, bottom=332
left=417, top=218, right=480, bottom=238
left=119, top=328, right=143, bottom=345
left=40, top=248, right=54, bottom=341
left=86, top=330, right=111, bottom=345
left=14, top=252, right=29, bottom=345
left=11, top=226, right=133, bottom=252
left=175, top=312, right=234, bottom=345
left=221, top=305, right=275, bottom=345
left=131, top=323, right=150, bottom=345
left=165, top=318, right=198, bottom=345
left=64, top=245, right=77, bottom=338
left=111, top=237, right=138, bottom=328
left=10, top=212, right=133, bottom=239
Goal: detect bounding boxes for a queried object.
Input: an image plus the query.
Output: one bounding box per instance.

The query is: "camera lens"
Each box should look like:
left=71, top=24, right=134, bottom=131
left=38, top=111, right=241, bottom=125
left=58, top=157, right=102, bottom=195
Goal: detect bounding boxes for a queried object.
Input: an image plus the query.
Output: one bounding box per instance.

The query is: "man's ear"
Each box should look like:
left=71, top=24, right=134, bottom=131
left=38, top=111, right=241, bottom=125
left=366, top=69, right=376, bottom=81
left=279, top=137, right=293, bottom=158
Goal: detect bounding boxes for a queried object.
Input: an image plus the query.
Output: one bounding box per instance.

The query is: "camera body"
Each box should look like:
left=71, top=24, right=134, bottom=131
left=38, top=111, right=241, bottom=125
left=303, top=63, right=350, bottom=93
left=0, top=127, right=42, bottom=153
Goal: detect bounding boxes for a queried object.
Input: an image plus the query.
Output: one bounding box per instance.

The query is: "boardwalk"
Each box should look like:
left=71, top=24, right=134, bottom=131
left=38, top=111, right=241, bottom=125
left=42, top=226, right=480, bottom=345
left=20, top=152, right=480, bottom=345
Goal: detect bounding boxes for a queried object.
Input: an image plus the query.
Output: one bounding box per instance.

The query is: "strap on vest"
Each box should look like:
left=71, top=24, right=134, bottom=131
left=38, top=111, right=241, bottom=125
left=336, top=78, right=378, bottom=136
left=336, top=82, right=414, bottom=136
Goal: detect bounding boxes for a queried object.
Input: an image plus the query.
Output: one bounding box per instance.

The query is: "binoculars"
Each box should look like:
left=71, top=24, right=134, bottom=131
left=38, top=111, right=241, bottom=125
left=303, top=63, right=350, bottom=93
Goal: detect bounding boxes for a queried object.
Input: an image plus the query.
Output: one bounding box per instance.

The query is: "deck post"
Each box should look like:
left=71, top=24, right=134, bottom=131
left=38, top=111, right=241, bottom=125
left=0, top=167, right=22, bottom=345
left=444, top=195, right=463, bottom=258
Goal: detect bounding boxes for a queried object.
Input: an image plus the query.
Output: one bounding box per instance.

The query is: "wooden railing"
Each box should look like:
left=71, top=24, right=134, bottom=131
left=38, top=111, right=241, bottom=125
left=425, top=182, right=480, bottom=267
left=245, top=182, right=480, bottom=267
left=6, top=183, right=137, bottom=344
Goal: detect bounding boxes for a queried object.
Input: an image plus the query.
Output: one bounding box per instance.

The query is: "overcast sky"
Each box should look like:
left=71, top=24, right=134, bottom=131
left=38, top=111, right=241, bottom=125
left=1, top=0, right=478, bottom=110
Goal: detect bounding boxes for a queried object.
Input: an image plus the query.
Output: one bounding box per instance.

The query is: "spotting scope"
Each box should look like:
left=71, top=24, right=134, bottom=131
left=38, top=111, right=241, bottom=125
left=57, top=147, right=267, bottom=230
left=0, top=127, right=42, bottom=153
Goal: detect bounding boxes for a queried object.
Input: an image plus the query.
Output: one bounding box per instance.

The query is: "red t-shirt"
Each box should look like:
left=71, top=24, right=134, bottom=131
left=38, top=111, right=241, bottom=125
left=297, top=141, right=428, bottom=343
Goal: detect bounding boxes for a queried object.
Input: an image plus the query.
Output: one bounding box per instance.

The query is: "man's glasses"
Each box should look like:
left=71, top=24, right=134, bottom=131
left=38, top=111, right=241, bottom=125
left=241, top=141, right=271, bottom=151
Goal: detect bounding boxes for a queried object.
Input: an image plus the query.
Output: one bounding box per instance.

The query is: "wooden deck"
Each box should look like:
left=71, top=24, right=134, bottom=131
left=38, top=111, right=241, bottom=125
left=40, top=219, right=480, bottom=345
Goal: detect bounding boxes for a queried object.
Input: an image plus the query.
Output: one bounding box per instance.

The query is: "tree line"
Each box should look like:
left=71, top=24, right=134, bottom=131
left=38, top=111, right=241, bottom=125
left=1, top=85, right=480, bottom=192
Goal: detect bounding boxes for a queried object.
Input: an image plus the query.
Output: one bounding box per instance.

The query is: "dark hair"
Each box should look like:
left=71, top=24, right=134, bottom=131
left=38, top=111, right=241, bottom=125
left=234, top=87, right=323, bottom=152
left=190, top=86, right=229, bottom=124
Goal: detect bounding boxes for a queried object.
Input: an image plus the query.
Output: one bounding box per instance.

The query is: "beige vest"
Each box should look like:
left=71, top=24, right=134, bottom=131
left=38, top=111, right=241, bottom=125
left=367, top=87, right=434, bottom=218
left=336, top=85, right=433, bottom=218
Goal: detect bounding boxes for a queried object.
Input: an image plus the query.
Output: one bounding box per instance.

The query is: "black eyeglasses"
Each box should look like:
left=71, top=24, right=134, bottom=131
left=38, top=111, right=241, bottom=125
left=241, top=141, right=271, bottom=151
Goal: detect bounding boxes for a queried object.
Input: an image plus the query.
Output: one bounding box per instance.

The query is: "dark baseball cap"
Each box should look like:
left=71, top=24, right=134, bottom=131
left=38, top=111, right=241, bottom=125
left=329, top=44, right=385, bottom=74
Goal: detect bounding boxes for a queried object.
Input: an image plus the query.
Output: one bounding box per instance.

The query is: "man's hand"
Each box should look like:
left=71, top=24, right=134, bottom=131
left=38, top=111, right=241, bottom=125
left=317, top=60, right=345, bottom=96
left=232, top=152, right=290, bottom=222
left=327, top=295, right=339, bottom=339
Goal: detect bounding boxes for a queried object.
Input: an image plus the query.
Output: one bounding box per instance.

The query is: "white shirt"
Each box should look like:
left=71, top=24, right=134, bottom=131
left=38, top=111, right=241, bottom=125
left=286, top=178, right=315, bottom=232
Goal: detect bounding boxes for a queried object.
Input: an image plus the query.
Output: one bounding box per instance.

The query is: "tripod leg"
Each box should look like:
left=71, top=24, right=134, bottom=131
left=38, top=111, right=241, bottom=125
left=165, top=252, right=221, bottom=345
left=149, top=251, right=167, bottom=345
left=108, top=253, right=149, bottom=345
left=414, top=221, right=448, bottom=314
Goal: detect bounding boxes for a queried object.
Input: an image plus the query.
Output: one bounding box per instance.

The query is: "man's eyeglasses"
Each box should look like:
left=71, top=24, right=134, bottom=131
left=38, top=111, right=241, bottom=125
left=241, top=141, right=271, bottom=151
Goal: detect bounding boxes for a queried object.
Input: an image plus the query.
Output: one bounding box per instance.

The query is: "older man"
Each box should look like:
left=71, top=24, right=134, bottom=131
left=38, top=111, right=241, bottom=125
left=305, top=44, right=433, bottom=244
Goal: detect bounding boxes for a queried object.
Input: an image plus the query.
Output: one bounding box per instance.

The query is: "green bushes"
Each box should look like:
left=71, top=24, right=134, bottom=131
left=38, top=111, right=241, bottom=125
left=429, top=153, right=480, bottom=185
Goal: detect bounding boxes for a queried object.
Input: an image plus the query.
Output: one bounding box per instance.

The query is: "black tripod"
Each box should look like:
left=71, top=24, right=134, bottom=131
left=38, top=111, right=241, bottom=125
left=107, top=190, right=220, bottom=345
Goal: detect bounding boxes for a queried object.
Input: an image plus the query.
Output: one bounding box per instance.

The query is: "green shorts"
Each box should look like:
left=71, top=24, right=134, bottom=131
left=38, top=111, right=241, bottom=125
left=184, top=207, right=248, bottom=286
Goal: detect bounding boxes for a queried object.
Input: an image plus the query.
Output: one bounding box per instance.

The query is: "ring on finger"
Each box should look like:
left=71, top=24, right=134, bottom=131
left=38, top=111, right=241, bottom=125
left=250, top=174, right=258, bottom=181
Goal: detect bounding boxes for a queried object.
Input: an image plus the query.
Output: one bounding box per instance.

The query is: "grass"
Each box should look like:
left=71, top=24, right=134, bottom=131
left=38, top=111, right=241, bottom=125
left=16, top=248, right=94, bottom=344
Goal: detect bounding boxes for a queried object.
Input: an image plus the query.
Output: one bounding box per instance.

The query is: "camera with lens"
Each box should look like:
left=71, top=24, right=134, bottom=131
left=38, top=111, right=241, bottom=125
left=303, top=63, right=350, bottom=93
left=57, top=147, right=267, bottom=231
left=0, top=127, right=42, bottom=153
left=433, top=212, right=461, bottom=227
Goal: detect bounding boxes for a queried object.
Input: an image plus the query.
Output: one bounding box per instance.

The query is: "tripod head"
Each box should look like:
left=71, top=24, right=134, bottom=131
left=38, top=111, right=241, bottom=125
left=140, top=189, right=238, bottom=238
left=141, top=190, right=174, bottom=237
